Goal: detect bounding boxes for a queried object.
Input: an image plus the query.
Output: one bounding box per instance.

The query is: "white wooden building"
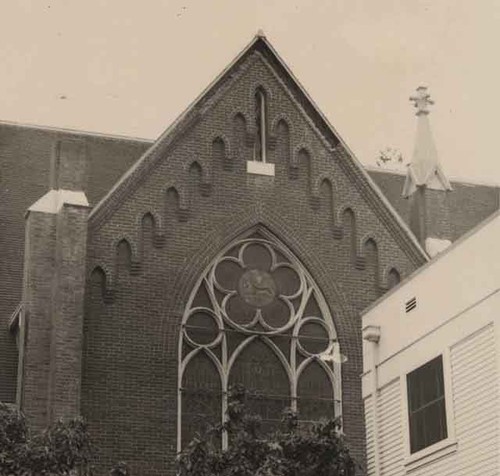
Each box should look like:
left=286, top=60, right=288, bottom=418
left=361, top=210, right=500, bottom=475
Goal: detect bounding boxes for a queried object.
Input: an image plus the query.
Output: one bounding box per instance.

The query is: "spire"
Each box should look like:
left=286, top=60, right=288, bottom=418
left=402, top=86, right=452, bottom=198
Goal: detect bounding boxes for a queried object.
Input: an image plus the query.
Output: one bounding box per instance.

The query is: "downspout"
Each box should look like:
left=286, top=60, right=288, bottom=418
left=363, top=325, right=381, bottom=476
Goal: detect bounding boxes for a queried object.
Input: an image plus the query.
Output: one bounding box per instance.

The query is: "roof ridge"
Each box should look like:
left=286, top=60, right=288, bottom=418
left=0, top=119, right=154, bottom=144
left=365, top=164, right=500, bottom=188
left=88, top=33, right=264, bottom=226
left=88, top=33, right=428, bottom=265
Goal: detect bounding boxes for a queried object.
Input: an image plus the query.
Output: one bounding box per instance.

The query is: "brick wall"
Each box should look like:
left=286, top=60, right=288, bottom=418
left=21, top=200, right=89, bottom=430
left=83, top=48, right=424, bottom=475
left=21, top=211, right=56, bottom=428
left=0, top=122, right=151, bottom=403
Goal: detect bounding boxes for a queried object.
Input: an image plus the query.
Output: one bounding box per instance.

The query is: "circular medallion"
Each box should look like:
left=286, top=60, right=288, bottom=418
left=238, top=269, right=277, bottom=307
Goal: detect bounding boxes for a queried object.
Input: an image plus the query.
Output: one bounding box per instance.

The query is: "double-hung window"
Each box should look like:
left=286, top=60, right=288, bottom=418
left=406, top=355, right=447, bottom=454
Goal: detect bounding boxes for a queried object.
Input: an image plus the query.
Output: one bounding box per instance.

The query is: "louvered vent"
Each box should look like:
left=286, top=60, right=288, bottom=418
left=405, top=297, right=417, bottom=313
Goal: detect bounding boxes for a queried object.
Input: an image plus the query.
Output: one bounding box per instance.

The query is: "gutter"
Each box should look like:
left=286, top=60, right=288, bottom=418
left=363, top=325, right=382, bottom=476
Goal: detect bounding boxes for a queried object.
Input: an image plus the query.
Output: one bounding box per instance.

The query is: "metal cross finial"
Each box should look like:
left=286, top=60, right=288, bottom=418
left=410, top=86, right=434, bottom=115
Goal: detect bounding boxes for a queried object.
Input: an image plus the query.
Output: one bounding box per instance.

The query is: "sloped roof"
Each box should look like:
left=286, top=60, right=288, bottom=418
left=88, top=33, right=428, bottom=265
left=0, top=120, right=152, bottom=402
left=361, top=207, right=500, bottom=318
left=368, top=167, right=500, bottom=241
left=3, top=36, right=499, bottom=403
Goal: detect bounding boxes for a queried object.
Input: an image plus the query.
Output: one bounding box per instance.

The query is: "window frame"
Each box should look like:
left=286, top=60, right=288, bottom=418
left=406, top=354, right=447, bottom=453
left=177, top=233, right=342, bottom=453
left=401, top=349, right=457, bottom=469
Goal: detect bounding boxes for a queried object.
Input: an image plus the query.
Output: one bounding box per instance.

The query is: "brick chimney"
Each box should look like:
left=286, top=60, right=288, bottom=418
left=20, top=138, right=89, bottom=429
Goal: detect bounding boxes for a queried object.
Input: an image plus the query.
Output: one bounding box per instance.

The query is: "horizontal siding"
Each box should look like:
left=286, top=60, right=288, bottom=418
left=410, top=323, right=498, bottom=476
left=365, top=379, right=404, bottom=476
left=365, top=323, right=498, bottom=476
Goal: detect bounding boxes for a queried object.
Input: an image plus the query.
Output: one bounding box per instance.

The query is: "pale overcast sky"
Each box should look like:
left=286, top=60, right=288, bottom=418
left=1, top=0, right=499, bottom=183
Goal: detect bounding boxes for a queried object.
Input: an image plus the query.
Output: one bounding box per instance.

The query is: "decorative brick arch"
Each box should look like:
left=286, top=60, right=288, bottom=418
left=177, top=225, right=344, bottom=451
left=171, top=217, right=355, bottom=333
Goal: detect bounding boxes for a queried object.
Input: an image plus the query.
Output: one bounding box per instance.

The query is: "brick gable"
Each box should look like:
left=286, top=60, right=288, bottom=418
left=82, top=37, right=426, bottom=475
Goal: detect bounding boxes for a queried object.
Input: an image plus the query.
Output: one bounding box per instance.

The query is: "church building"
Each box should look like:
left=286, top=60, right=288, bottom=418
left=0, top=33, right=498, bottom=475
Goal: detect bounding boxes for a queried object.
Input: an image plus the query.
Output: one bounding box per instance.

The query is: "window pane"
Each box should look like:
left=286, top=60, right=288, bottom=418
left=182, top=352, right=222, bottom=448
left=297, top=361, right=334, bottom=422
left=409, top=411, right=426, bottom=453
left=425, top=399, right=447, bottom=447
left=229, top=339, right=290, bottom=433
left=407, top=356, right=447, bottom=453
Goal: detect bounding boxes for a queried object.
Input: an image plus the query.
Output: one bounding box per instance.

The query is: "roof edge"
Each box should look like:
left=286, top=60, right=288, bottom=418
left=366, top=164, right=500, bottom=188
left=361, top=207, right=500, bottom=316
left=89, top=34, right=264, bottom=223
left=87, top=33, right=429, bottom=265
left=0, top=119, right=154, bottom=144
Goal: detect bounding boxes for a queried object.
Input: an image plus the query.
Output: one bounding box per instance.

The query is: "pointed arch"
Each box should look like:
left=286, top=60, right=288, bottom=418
left=296, top=359, right=336, bottom=423
left=139, top=211, right=165, bottom=249
left=188, top=160, right=203, bottom=180
left=291, top=146, right=312, bottom=182
left=165, top=185, right=189, bottom=222
left=188, top=160, right=203, bottom=199
left=179, top=348, right=223, bottom=449
left=253, top=86, right=269, bottom=162
left=116, top=238, right=132, bottom=270
left=140, top=212, right=155, bottom=254
left=177, top=228, right=343, bottom=451
left=232, top=113, right=248, bottom=160
left=311, top=176, right=334, bottom=213
left=340, top=207, right=357, bottom=263
left=274, top=118, right=291, bottom=166
left=89, top=266, right=107, bottom=301
left=387, top=267, right=402, bottom=289
left=228, top=337, right=290, bottom=432
left=187, top=160, right=211, bottom=197
left=114, top=236, right=141, bottom=282
left=212, top=135, right=231, bottom=171
left=362, top=237, right=381, bottom=292
left=271, top=114, right=292, bottom=136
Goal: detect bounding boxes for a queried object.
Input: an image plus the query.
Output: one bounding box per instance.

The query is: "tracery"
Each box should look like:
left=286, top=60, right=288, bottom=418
left=178, top=231, right=342, bottom=450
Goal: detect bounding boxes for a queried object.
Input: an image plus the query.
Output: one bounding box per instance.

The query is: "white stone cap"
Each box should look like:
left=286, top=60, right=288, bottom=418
left=246, top=160, right=275, bottom=176
left=28, top=189, right=89, bottom=214
left=425, top=237, right=452, bottom=257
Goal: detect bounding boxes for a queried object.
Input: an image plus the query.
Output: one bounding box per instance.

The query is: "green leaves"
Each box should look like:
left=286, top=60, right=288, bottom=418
left=177, top=386, right=357, bottom=476
left=0, top=403, right=93, bottom=475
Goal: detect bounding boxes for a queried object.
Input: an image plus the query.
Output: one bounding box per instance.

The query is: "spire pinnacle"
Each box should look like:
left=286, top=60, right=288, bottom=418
left=410, top=86, right=434, bottom=116
left=402, top=86, right=452, bottom=198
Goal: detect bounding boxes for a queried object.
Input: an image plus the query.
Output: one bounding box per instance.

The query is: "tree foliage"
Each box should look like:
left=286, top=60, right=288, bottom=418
left=376, top=147, right=404, bottom=168
left=177, top=386, right=357, bottom=476
left=0, top=403, right=93, bottom=476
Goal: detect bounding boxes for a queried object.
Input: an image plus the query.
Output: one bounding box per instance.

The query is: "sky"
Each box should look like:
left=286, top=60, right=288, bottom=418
left=1, top=0, right=499, bottom=183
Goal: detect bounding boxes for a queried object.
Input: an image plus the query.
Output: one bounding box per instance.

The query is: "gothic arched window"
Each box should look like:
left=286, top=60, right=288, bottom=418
left=178, top=231, right=342, bottom=450
left=254, top=88, right=267, bottom=162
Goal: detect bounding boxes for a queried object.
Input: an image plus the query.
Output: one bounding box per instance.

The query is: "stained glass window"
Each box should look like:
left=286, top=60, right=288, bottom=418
left=178, top=232, right=342, bottom=450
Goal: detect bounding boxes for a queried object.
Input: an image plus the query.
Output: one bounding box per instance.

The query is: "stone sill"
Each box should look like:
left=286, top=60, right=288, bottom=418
left=246, top=161, right=275, bottom=176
